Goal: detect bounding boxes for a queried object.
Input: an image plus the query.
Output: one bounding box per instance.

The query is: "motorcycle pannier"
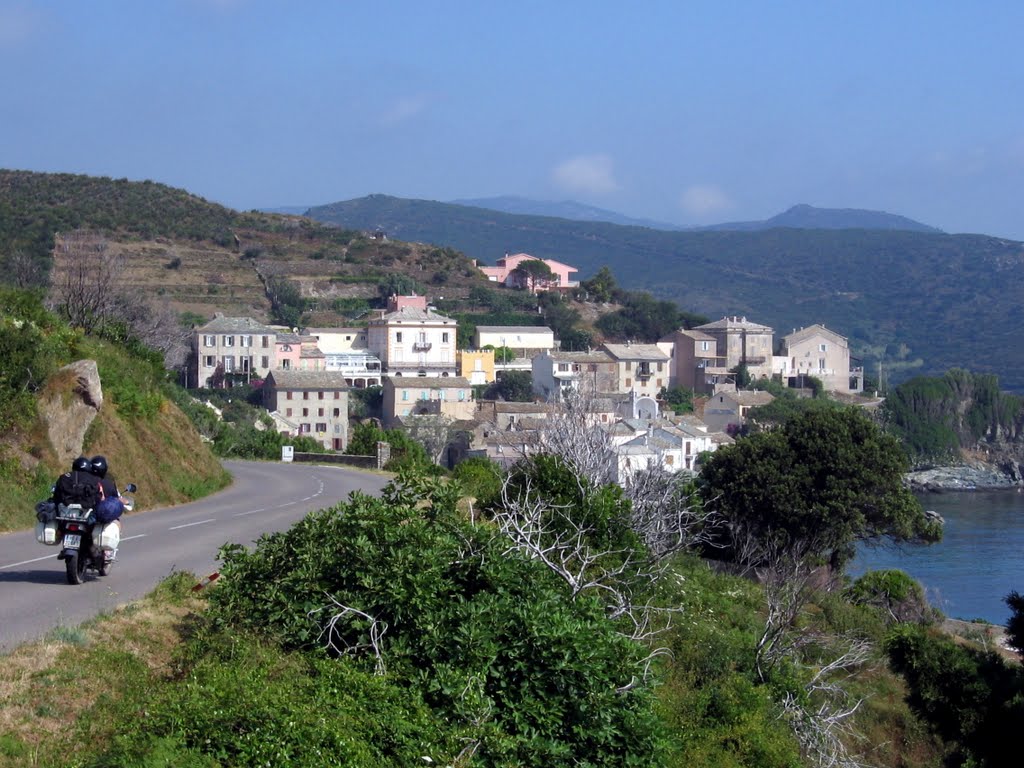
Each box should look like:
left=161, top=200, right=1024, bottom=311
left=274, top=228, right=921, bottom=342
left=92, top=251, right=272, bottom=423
left=93, top=520, right=121, bottom=552
left=35, top=520, right=58, bottom=545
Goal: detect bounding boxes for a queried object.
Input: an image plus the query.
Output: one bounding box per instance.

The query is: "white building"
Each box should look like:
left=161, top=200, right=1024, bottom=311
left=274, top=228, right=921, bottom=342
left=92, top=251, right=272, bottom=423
left=366, top=295, right=458, bottom=378
left=305, top=327, right=381, bottom=388
left=190, top=314, right=277, bottom=388
left=474, top=325, right=556, bottom=371
left=531, top=349, right=617, bottom=401
left=608, top=419, right=719, bottom=482
left=781, top=324, right=863, bottom=393
left=602, top=343, right=671, bottom=399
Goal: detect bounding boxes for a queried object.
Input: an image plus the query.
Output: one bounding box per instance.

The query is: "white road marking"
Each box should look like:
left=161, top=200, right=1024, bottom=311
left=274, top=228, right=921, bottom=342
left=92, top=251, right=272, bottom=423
left=1, top=553, right=59, bottom=569
left=1, top=534, right=147, bottom=570
left=168, top=519, right=216, bottom=530
left=232, top=508, right=266, bottom=517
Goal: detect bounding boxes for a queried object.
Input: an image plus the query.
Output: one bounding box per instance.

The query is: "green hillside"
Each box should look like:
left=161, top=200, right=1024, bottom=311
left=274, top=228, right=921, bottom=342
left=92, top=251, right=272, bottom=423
left=307, top=195, right=1024, bottom=391
left=0, top=171, right=496, bottom=328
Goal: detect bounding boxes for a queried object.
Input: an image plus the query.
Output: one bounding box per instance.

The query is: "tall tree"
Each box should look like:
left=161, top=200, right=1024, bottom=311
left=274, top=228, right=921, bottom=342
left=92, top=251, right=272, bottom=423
left=510, top=258, right=555, bottom=292
left=581, top=265, right=618, bottom=302
left=701, top=406, right=942, bottom=570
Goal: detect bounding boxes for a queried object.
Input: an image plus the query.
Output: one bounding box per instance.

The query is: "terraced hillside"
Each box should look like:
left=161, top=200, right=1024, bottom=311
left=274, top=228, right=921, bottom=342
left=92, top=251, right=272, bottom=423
left=1, top=171, right=495, bottom=328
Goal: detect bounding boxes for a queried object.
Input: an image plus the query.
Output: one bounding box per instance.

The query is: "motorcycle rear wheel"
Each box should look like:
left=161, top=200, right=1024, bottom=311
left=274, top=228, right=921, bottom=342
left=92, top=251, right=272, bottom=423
left=65, top=551, right=86, bottom=585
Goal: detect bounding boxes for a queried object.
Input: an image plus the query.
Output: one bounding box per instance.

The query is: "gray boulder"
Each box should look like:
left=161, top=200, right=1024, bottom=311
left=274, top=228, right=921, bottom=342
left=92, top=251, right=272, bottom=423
left=38, top=360, right=104, bottom=466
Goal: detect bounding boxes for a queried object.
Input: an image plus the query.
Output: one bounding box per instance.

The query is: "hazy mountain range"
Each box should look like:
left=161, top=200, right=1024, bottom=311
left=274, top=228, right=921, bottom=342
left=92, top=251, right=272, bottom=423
left=304, top=194, right=1024, bottom=391
left=445, top=196, right=944, bottom=234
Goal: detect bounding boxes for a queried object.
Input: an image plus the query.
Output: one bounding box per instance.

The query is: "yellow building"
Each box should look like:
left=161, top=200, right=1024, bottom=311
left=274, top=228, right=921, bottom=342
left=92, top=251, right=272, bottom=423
left=458, top=349, right=496, bottom=385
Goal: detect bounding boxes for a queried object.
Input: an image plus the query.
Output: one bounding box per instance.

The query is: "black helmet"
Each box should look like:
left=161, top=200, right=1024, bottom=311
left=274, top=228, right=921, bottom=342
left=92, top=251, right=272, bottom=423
left=72, top=456, right=91, bottom=473
left=90, top=455, right=108, bottom=479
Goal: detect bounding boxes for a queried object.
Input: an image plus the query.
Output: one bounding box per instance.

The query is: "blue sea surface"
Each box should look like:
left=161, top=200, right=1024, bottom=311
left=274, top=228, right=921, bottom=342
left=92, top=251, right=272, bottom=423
left=849, top=491, right=1024, bottom=625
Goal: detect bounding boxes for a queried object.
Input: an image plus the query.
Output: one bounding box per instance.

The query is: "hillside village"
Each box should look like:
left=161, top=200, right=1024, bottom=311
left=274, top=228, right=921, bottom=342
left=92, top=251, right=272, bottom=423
left=189, top=252, right=867, bottom=478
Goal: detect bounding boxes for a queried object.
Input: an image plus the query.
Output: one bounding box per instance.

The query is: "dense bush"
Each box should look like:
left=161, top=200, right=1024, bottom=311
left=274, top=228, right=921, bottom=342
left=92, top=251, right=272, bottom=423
left=346, top=420, right=430, bottom=471
left=482, top=370, right=534, bottom=402
left=0, top=289, right=78, bottom=431
left=205, top=473, right=665, bottom=766
left=882, top=368, right=1024, bottom=461
left=93, top=634, right=454, bottom=768
left=845, top=569, right=938, bottom=625
left=594, top=291, right=685, bottom=342
left=886, top=624, right=1024, bottom=767
left=701, top=406, right=942, bottom=570
left=451, top=456, right=504, bottom=509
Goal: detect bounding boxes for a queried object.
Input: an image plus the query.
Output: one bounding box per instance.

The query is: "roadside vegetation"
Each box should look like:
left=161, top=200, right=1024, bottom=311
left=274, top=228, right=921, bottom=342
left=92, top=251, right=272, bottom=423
left=5, top=171, right=1024, bottom=766
left=0, top=288, right=229, bottom=532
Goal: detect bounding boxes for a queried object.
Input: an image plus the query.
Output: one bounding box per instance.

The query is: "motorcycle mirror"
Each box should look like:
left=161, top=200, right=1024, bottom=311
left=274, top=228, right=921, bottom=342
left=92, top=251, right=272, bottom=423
left=124, top=483, right=137, bottom=493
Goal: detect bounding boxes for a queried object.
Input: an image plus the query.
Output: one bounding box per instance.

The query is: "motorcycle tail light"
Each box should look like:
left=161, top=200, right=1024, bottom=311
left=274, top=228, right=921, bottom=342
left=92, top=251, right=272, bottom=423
left=68, top=524, right=80, bottom=531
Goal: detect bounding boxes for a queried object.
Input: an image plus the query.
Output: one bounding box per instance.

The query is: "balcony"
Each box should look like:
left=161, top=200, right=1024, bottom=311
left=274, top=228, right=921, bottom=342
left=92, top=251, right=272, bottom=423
left=413, top=341, right=433, bottom=352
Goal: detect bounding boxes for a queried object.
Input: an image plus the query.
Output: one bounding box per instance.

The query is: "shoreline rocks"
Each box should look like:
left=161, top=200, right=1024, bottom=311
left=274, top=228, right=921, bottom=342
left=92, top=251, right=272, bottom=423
left=905, top=462, right=1022, bottom=493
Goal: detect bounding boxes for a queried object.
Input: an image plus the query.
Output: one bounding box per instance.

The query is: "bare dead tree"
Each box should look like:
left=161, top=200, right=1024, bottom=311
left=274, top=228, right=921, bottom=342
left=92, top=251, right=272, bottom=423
left=529, top=385, right=619, bottom=490
left=624, top=466, right=721, bottom=558
left=309, top=593, right=389, bottom=676
left=48, top=229, right=192, bottom=370
left=113, top=288, right=191, bottom=369
left=780, top=636, right=874, bottom=768
left=734, top=530, right=875, bottom=767
left=497, top=384, right=718, bottom=559
left=49, top=230, right=124, bottom=334
left=495, top=473, right=641, bottom=607
left=1, top=249, right=47, bottom=289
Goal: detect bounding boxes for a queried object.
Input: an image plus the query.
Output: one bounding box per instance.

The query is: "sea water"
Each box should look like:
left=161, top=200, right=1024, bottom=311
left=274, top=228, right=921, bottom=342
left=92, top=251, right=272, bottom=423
left=849, top=491, right=1024, bottom=625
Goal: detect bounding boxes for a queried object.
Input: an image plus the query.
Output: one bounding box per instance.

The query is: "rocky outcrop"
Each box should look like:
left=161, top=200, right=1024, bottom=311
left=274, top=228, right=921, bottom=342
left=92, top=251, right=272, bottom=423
left=905, top=461, right=1022, bottom=493
left=37, top=360, right=104, bottom=467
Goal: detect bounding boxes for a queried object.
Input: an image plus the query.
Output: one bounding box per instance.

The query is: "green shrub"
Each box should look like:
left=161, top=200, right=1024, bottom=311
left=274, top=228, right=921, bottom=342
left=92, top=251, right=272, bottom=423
left=885, top=624, right=1024, bottom=767
left=93, top=635, right=451, bottom=768
left=451, top=456, right=503, bottom=508
left=205, top=473, right=665, bottom=766
left=846, top=569, right=938, bottom=625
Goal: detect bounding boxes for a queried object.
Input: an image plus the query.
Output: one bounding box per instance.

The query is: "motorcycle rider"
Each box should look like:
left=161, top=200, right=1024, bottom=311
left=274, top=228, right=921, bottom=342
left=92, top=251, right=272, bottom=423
left=52, top=456, right=101, bottom=509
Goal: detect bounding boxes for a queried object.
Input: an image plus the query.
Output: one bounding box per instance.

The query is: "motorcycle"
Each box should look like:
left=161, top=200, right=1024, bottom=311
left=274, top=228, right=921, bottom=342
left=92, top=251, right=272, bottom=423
left=43, top=484, right=137, bottom=585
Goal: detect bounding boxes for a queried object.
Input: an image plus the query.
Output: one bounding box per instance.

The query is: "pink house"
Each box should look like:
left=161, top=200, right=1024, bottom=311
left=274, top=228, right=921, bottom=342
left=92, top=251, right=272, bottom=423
left=385, top=294, right=428, bottom=312
left=477, top=253, right=578, bottom=292
left=274, top=333, right=303, bottom=371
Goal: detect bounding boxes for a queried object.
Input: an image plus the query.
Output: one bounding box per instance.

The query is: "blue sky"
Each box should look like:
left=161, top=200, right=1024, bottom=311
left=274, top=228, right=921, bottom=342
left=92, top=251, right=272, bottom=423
left=2, top=1, right=1023, bottom=238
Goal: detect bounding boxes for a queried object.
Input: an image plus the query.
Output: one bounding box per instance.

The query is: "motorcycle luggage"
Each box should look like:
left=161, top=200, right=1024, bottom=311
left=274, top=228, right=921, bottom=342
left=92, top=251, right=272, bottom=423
left=35, top=520, right=58, bottom=545
left=94, top=520, right=121, bottom=551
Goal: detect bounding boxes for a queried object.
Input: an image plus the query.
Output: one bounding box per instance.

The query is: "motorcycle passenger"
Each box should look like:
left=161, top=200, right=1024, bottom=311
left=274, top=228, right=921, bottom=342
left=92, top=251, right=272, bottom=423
left=52, top=456, right=101, bottom=510
left=90, top=455, right=125, bottom=520
left=90, top=455, right=124, bottom=565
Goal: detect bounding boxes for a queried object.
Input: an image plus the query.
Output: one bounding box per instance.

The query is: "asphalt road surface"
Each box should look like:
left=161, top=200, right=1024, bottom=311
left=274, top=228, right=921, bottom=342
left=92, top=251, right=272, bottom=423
left=0, top=460, right=389, bottom=654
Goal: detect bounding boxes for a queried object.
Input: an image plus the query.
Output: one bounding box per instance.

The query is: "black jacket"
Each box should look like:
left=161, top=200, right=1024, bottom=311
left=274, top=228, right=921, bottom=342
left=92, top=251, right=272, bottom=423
left=53, top=471, right=101, bottom=509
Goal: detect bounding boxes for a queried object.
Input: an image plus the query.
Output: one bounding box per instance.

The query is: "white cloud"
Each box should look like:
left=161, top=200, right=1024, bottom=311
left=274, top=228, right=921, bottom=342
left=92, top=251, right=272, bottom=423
left=551, top=154, right=619, bottom=195
left=679, top=184, right=732, bottom=217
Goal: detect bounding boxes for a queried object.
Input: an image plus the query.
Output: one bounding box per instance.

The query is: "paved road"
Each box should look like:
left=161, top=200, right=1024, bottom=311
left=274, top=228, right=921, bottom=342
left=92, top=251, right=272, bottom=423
left=0, top=460, right=389, bottom=654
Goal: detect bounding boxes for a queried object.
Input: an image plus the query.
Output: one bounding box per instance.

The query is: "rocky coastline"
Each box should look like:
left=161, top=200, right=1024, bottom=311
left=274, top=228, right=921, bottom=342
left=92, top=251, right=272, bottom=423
left=905, top=460, right=1024, bottom=493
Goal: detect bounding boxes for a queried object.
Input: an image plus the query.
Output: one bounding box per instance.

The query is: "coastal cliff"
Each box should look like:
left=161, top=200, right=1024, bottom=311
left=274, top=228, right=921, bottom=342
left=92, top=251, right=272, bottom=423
left=906, top=455, right=1024, bottom=493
